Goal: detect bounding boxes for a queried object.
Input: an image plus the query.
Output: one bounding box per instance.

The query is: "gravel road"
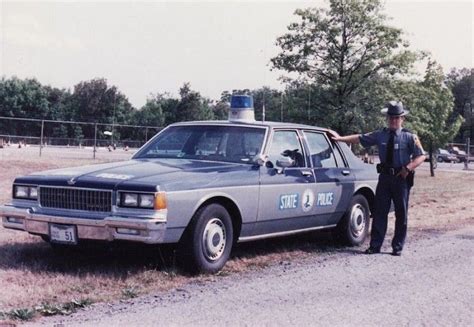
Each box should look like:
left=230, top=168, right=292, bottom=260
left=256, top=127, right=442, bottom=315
left=29, top=226, right=473, bottom=327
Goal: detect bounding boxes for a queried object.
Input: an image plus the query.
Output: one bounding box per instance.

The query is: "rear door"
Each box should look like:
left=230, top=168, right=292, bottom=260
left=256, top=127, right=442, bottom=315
left=302, top=130, right=355, bottom=226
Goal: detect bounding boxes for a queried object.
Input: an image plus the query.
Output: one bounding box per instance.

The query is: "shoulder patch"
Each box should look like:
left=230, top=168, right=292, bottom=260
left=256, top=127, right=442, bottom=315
left=413, top=134, right=422, bottom=148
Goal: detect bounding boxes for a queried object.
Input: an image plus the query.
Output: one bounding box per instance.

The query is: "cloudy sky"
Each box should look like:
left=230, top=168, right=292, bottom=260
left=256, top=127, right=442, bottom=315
left=0, top=0, right=472, bottom=108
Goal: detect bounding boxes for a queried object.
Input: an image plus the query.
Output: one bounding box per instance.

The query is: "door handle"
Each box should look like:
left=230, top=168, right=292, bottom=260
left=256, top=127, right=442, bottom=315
left=341, top=170, right=350, bottom=176
left=301, top=170, right=313, bottom=177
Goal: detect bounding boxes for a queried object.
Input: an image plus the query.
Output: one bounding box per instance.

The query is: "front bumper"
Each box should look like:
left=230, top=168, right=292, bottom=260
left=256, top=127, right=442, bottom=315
left=0, top=205, right=168, bottom=244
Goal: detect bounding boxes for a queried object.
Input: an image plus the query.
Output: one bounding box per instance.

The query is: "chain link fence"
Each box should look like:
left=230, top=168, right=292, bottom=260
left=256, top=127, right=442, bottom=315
left=0, top=117, right=163, bottom=160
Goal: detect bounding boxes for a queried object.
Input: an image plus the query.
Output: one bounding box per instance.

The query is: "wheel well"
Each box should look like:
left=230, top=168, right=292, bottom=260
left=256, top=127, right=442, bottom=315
left=354, top=187, right=375, bottom=216
left=197, top=197, right=242, bottom=241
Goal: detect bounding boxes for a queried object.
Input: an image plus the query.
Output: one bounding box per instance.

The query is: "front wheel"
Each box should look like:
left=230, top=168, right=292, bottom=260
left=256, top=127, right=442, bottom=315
left=179, top=204, right=234, bottom=274
left=334, top=194, right=370, bottom=246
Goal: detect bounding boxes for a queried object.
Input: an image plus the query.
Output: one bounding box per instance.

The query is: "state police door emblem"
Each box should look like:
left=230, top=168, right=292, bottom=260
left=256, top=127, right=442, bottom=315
left=302, top=189, right=315, bottom=212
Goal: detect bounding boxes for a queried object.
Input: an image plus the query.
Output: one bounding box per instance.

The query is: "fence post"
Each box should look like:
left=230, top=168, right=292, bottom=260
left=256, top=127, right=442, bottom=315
left=39, top=120, right=44, bottom=157
left=93, top=123, right=97, bottom=159
left=145, top=127, right=148, bottom=142
left=465, top=137, right=470, bottom=170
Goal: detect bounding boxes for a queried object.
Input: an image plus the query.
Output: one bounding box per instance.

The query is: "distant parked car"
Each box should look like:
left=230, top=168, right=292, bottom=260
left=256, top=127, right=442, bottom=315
left=449, top=146, right=469, bottom=163
left=436, top=149, right=459, bottom=163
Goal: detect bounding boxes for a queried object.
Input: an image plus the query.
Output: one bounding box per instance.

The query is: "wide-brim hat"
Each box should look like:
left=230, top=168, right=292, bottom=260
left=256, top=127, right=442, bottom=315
left=381, top=101, right=408, bottom=116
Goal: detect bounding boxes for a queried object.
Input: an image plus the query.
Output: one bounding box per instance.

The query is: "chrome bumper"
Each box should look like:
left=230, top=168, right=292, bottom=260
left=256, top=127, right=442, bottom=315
left=0, top=205, right=168, bottom=244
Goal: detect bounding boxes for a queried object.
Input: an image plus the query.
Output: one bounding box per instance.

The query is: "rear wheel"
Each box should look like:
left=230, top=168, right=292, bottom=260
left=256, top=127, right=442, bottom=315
left=179, top=203, right=234, bottom=274
left=334, top=194, right=370, bottom=246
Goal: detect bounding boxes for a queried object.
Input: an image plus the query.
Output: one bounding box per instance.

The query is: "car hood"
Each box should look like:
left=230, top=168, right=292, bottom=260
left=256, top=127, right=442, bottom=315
left=14, top=159, right=258, bottom=192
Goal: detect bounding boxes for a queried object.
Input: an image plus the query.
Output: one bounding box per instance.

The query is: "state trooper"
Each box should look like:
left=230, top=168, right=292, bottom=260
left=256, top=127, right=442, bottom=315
left=332, top=101, right=426, bottom=256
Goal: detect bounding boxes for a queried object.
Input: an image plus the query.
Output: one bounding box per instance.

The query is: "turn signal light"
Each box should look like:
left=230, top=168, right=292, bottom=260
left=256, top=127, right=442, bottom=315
left=154, top=192, right=167, bottom=210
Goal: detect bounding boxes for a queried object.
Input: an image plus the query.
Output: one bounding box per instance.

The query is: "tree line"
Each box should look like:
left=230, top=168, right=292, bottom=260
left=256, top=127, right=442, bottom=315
left=0, top=0, right=472, bottom=153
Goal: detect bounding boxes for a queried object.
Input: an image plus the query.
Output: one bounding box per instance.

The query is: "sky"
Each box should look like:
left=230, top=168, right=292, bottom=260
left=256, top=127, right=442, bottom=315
left=0, top=0, right=472, bottom=108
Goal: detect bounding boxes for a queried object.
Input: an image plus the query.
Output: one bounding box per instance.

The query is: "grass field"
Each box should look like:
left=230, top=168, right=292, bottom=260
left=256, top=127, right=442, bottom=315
left=0, top=146, right=473, bottom=321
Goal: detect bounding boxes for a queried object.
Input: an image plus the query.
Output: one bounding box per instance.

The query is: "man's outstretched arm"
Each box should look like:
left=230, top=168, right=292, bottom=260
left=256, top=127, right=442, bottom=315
left=331, top=133, right=361, bottom=144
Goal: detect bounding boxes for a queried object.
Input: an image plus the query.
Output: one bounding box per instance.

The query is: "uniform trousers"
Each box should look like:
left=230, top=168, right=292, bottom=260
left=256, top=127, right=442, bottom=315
left=370, top=173, right=411, bottom=251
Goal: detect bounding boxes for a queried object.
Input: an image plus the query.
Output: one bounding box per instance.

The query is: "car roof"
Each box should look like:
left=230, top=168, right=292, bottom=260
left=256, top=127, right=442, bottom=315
left=169, top=120, right=332, bottom=133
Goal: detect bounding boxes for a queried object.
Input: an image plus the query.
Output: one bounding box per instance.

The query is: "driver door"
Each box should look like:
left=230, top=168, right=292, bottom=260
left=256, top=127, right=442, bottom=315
left=255, top=129, right=316, bottom=236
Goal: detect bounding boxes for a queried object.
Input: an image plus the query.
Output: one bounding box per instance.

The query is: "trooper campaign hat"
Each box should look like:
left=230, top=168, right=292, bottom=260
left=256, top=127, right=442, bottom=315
left=381, top=101, right=408, bottom=116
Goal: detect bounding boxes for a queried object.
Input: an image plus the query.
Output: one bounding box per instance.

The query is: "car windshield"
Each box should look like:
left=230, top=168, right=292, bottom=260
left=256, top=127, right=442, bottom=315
left=439, top=149, right=449, bottom=154
left=134, top=125, right=266, bottom=164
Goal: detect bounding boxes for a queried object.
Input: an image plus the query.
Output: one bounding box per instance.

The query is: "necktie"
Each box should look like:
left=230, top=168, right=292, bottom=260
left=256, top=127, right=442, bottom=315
left=386, top=131, right=395, bottom=166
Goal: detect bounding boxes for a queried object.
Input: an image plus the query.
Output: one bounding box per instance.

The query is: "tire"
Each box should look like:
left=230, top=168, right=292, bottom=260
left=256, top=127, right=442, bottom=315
left=334, top=194, right=370, bottom=246
left=437, top=156, right=443, bottom=163
left=179, top=203, right=234, bottom=274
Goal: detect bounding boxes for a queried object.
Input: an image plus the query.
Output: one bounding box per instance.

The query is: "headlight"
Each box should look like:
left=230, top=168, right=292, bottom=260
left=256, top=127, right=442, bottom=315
left=29, top=187, right=38, bottom=199
left=121, top=193, right=139, bottom=207
left=119, top=192, right=167, bottom=210
left=14, top=186, right=29, bottom=198
left=139, top=194, right=154, bottom=208
left=13, top=185, right=38, bottom=200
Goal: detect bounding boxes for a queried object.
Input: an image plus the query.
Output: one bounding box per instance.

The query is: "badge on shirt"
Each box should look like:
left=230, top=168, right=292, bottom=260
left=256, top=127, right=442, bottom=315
left=394, top=144, right=399, bottom=150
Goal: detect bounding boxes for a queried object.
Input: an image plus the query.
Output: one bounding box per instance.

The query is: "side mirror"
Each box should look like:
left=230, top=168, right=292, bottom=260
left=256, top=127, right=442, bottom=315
left=276, top=157, right=294, bottom=168
left=253, top=154, right=268, bottom=166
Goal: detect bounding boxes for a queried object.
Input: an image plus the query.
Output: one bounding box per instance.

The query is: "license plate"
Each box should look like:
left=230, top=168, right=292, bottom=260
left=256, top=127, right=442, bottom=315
left=49, top=224, right=78, bottom=245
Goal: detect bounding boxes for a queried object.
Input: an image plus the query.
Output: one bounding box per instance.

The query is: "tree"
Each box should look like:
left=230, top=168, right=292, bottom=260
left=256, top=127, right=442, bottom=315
left=251, top=87, right=283, bottom=122
left=175, top=83, right=214, bottom=122
left=271, top=0, right=419, bottom=133
left=445, top=68, right=473, bottom=141
left=67, top=78, right=135, bottom=142
left=395, top=61, right=463, bottom=176
left=212, top=100, right=230, bottom=121
left=0, top=77, right=60, bottom=138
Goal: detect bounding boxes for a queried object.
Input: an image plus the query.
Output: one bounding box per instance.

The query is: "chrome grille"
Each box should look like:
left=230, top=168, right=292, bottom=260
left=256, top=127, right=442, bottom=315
left=39, top=187, right=112, bottom=212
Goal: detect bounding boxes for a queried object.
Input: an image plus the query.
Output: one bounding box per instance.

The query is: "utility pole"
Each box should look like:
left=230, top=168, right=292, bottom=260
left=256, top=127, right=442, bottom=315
left=39, top=120, right=44, bottom=157
left=111, top=93, right=116, bottom=146
left=307, top=86, right=311, bottom=121
left=280, top=92, right=283, bottom=122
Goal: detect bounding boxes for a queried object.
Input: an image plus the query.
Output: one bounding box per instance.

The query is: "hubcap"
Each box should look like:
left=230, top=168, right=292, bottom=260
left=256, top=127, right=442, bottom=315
left=202, top=218, right=226, bottom=261
left=350, top=204, right=366, bottom=238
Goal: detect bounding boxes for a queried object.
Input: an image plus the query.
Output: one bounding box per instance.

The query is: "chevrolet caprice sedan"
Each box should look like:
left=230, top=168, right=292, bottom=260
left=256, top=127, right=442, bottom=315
left=1, top=112, right=378, bottom=273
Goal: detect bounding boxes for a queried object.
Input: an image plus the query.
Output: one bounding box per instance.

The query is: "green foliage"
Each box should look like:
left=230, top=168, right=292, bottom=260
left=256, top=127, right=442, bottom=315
left=271, top=0, right=420, bottom=134
left=175, top=83, right=214, bottom=122
left=212, top=100, right=229, bottom=120
left=393, top=61, right=462, bottom=152
left=35, top=298, right=92, bottom=316
left=5, top=308, right=36, bottom=321
left=445, top=68, right=473, bottom=141
left=121, top=285, right=140, bottom=299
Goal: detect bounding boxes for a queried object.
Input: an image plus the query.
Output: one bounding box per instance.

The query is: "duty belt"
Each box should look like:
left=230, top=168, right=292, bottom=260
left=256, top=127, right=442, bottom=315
left=380, top=166, right=403, bottom=176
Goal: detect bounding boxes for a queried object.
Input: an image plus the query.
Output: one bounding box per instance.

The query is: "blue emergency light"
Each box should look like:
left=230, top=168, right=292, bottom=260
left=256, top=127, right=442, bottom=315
left=231, top=95, right=253, bottom=109
left=229, top=95, right=255, bottom=122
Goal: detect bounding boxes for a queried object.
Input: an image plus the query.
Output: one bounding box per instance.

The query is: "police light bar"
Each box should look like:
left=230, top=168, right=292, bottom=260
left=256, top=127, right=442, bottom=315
left=229, top=95, right=255, bottom=122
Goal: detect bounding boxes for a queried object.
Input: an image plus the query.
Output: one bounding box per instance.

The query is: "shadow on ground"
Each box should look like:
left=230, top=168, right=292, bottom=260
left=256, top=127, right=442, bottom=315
left=0, top=230, right=358, bottom=276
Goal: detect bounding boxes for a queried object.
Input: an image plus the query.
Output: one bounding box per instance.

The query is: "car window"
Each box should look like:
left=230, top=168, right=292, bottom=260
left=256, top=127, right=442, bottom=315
left=135, top=125, right=266, bottom=164
left=267, top=130, right=305, bottom=167
left=332, top=143, right=346, bottom=167
left=304, top=131, right=337, bottom=168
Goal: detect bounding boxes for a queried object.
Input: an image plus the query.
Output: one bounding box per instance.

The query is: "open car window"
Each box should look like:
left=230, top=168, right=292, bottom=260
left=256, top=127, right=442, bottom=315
left=135, top=125, right=266, bottom=164
left=267, top=130, right=306, bottom=167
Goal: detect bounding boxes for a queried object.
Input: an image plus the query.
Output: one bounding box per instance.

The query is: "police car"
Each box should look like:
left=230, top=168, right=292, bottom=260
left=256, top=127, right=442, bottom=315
left=0, top=95, right=378, bottom=273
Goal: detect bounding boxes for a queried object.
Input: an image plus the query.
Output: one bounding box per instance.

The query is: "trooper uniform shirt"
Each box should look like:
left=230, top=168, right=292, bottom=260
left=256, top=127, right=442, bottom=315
left=358, top=127, right=424, bottom=252
left=359, top=127, right=424, bottom=167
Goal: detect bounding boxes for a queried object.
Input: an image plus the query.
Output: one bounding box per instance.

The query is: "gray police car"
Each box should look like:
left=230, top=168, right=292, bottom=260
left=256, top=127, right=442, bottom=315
left=0, top=95, right=377, bottom=273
